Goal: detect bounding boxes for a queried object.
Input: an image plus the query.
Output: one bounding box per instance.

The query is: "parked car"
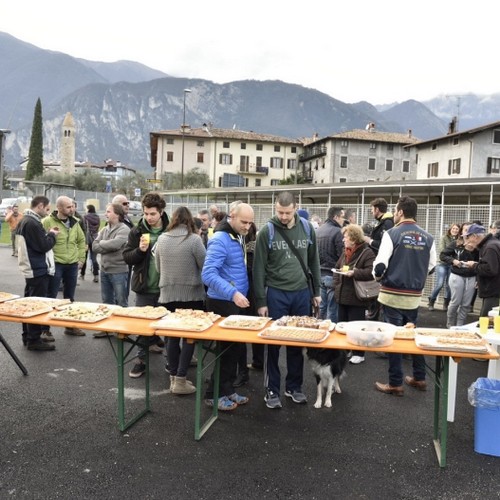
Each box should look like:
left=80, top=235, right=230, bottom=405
left=128, top=201, right=143, bottom=218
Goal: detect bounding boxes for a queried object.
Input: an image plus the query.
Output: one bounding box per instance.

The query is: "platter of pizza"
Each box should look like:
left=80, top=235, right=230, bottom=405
left=415, top=329, right=489, bottom=354
left=168, top=308, right=221, bottom=323
left=0, top=298, right=53, bottom=318
left=49, top=302, right=116, bottom=323
left=274, top=315, right=334, bottom=331
left=112, top=305, right=168, bottom=320
left=219, top=315, right=272, bottom=330
left=258, top=326, right=330, bottom=343
left=151, top=315, right=213, bottom=332
left=0, top=292, right=21, bottom=303
left=394, top=323, right=416, bottom=340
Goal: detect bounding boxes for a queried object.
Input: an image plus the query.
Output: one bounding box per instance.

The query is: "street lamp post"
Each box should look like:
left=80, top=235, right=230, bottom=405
left=180, top=88, right=191, bottom=190
left=0, top=129, right=12, bottom=198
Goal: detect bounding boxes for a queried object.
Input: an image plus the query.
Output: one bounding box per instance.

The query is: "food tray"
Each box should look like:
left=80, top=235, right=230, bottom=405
left=0, top=301, right=53, bottom=318
left=258, top=326, right=330, bottom=343
left=151, top=316, right=213, bottom=332
left=219, top=315, right=272, bottom=330
left=274, top=316, right=334, bottom=331
left=394, top=328, right=416, bottom=340
left=415, top=332, right=488, bottom=354
left=49, top=303, right=116, bottom=323
left=335, top=322, right=348, bottom=334
left=15, top=297, right=71, bottom=307
left=0, top=292, right=21, bottom=303
left=112, top=305, right=168, bottom=320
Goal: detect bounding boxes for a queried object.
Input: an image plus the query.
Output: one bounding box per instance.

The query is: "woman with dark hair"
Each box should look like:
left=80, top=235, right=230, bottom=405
left=81, top=204, right=101, bottom=282
left=154, top=206, right=206, bottom=395
left=92, top=203, right=130, bottom=335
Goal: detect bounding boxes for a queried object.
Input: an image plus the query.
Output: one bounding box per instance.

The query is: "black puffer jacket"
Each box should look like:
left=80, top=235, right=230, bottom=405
left=440, top=240, right=478, bottom=278
left=333, top=244, right=375, bottom=307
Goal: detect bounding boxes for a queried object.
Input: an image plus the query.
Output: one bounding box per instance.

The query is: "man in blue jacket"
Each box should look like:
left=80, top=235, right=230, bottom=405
left=201, top=201, right=254, bottom=411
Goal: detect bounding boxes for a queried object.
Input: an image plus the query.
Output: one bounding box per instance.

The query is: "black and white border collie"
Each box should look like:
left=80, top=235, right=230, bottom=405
left=304, top=348, right=348, bottom=408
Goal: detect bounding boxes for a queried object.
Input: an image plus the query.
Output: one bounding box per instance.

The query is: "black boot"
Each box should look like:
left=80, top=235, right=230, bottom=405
left=233, top=370, right=250, bottom=388
left=443, top=298, right=450, bottom=311
left=428, top=299, right=435, bottom=311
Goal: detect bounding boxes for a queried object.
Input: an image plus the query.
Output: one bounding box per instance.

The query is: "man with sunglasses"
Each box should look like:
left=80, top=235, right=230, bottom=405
left=112, top=194, right=134, bottom=229
left=462, top=223, right=500, bottom=317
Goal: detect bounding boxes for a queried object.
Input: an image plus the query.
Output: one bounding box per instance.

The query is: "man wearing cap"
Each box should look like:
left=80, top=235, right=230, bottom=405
left=462, top=223, right=500, bottom=316
left=372, top=196, right=436, bottom=396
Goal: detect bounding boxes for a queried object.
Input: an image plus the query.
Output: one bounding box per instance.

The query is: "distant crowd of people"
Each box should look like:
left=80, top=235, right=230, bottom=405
left=14, top=189, right=500, bottom=408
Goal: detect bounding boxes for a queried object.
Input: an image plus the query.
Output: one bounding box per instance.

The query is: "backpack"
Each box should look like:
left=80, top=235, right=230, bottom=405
left=267, top=217, right=312, bottom=249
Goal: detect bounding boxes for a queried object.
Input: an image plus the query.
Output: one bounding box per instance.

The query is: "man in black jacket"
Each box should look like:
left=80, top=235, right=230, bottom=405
left=16, top=196, right=59, bottom=350
left=316, top=206, right=344, bottom=322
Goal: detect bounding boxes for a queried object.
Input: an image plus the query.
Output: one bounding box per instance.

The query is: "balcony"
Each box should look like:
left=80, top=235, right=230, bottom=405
left=299, top=146, right=327, bottom=162
left=302, top=168, right=313, bottom=183
left=238, top=165, right=269, bottom=175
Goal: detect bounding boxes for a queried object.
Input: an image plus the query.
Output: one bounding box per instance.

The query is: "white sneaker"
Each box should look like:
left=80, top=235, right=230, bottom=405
left=349, top=356, right=365, bottom=365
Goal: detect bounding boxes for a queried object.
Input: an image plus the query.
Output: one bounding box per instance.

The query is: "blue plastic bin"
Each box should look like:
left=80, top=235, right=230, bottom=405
left=470, top=378, right=500, bottom=457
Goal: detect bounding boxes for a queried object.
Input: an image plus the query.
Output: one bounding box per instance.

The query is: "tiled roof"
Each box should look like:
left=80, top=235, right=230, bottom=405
left=152, top=126, right=302, bottom=145
left=327, top=129, right=420, bottom=144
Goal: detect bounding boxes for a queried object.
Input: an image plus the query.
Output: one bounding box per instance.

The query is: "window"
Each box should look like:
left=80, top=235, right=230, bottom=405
left=287, top=158, right=297, bottom=170
left=256, top=156, right=262, bottom=167
left=385, top=159, right=393, bottom=172
left=369, top=142, right=377, bottom=150
left=274, top=145, right=281, bottom=152
left=166, top=138, right=174, bottom=145
left=166, top=151, right=174, bottom=162
left=339, top=177, right=347, bottom=183
left=255, top=179, right=261, bottom=187
left=270, top=179, right=280, bottom=186
left=241, top=143, right=246, bottom=149
left=368, top=158, right=376, bottom=170
left=427, top=162, right=439, bottom=177
left=223, top=141, right=230, bottom=148
left=270, top=157, right=283, bottom=169
left=402, top=160, right=410, bottom=173
left=291, top=146, right=297, bottom=153
left=239, top=156, right=249, bottom=170
left=493, top=130, right=500, bottom=144
left=448, top=158, right=461, bottom=175
left=197, top=141, right=204, bottom=147
left=341, top=140, right=348, bottom=147
left=431, top=142, right=437, bottom=150
left=452, top=137, right=459, bottom=146
left=219, top=153, right=233, bottom=165
left=387, top=143, right=394, bottom=153
left=340, top=156, right=348, bottom=168
left=197, top=152, right=204, bottom=163
left=487, top=157, right=500, bottom=174
left=256, top=144, right=263, bottom=151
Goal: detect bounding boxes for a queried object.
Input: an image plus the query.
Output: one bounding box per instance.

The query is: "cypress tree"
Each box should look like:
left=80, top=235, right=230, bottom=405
left=26, top=98, right=44, bottom=180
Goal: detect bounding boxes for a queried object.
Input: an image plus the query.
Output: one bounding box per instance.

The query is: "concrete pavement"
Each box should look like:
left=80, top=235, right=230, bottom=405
left=0, top=245, right=498, bottom=499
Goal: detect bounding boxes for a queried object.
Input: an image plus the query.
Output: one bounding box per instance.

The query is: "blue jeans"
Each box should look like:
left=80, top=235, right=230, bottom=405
left=48, top=262, right=78, bottom=301
left=429, top=263, right=451, bottom=302
left=100, top=271, right=129, bottom=307
left=383, top=305, right=426, bottom=386
left=319, top=274, right=338, bottom=323
left=265, top=286, right=309, bottom=395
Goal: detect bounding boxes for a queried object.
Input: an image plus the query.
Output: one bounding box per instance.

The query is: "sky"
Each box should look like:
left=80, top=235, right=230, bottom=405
left=1, top=0, right=498, bottom=105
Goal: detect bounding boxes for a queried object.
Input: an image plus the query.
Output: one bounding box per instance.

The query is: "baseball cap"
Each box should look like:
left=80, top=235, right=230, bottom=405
left=464, top=223, right=486, bottom=237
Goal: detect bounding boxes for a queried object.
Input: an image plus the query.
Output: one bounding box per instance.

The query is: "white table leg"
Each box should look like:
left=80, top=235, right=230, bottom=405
left=487, top=344, right=500, bottom=379
left=447, top=358, right=458, bottom=423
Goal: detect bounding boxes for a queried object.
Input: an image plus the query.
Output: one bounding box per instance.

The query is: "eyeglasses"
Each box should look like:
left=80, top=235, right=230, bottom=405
left=122, top=202, right=130, bottom=206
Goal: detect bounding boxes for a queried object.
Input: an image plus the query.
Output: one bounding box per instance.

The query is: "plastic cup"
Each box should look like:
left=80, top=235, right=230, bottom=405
left=479, top=317, right=489, bottom=334
left=342, top=265, right=349, bottom=272
left=494, top=316, right=500, bottom=333
left=142, top=234, right=150, bottom=245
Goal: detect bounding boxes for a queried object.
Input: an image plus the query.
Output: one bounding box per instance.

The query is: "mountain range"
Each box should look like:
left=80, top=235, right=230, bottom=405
left=1, top=31, right=500, bottom=173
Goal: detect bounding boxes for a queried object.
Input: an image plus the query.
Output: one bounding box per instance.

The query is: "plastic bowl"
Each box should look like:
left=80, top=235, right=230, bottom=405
left=344, top=321, right=397, bottom=348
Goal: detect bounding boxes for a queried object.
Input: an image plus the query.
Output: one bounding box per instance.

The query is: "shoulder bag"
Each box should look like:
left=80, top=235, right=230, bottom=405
left=351, top=248, right=380, bottom=301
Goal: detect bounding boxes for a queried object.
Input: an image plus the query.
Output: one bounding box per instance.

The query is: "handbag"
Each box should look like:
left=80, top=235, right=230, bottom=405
left=351, top=248, right=380, bottom=301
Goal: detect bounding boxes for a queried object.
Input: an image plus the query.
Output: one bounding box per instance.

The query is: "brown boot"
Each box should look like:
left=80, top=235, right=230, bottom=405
left=171, top=376, right=196, bottom=395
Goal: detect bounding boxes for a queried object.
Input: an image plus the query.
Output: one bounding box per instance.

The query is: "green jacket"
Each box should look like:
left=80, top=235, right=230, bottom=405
left=42, top=212, right=86, bottom=265
left=253, top=214, right=321, bottom=309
